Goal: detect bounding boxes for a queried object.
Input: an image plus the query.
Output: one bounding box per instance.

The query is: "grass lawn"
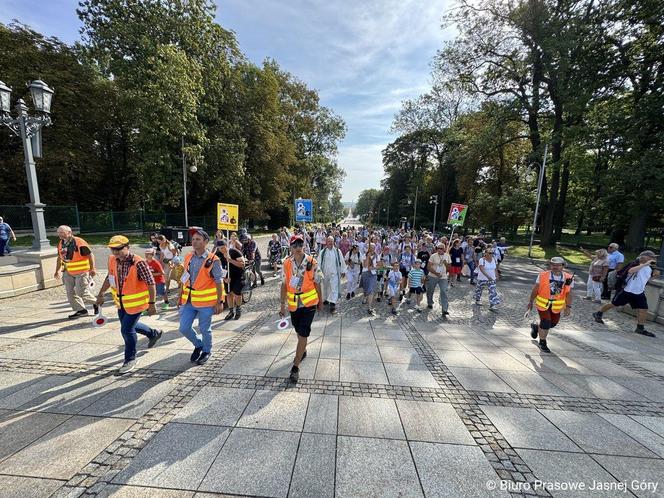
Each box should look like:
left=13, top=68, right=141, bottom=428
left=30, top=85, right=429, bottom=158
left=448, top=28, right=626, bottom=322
left=511, top=244, right=639, bottom=267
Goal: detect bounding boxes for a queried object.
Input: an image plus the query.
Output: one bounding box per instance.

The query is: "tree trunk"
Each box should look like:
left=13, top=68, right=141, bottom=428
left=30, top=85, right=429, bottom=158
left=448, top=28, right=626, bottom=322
left=540, top=104, right=564, bottom=247
left=553, top=160, right=570, bottom=241
left=625, top=206, right=648, bottom=251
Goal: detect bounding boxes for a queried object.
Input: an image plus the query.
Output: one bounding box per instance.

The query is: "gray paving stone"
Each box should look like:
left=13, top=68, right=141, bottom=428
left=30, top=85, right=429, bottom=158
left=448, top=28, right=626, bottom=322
left=378, top=345, right=424, bottom=364
left=433, top=350, right=486, bottom=367
left=472, top=351, right=535, bottom=372
left=81, top=378, right=176, bottom=419
left=303, top=394, right=338, bottom=434
left=340, top=342, right=381, bottom=362
left=611, top=378, right=664, bottom=402
left=410, top=441, right=508, bottom=498
left=338, top=396, right=405, bottom=439
left=0, top=415, right=133, bottom=479
left=39, top=342, right=118, bottom=364
left=396, top=400, right=474, bottom=445
left=173, top=386, right=254, bottom=426
left=540, top=409, right=656, bottom=457
left=336, top=436, right=423, bottom=498
left=17, top=375, right=120, bottom=414
left=314, top=358, right=339, bottom=381
left=319, top=336, right=341, bottom=359
left=237, top=390, right=309, bottom=431
left=482, top=406, right=580, bottom=452
left=0, top=410, right=70, bottom=462
left=517, top=449, right=621, bottom=498
left=0, top=475, right=64, bottom=498
left=592, top=455, right=664, bottom=498
left=448, top=367, right=515, bottom=393
left=0, top=340, right=74, bottom=360
left=0, top=371, right=42, bottom=399
left=384, top=362, right=439, bottom=388
left=219, top=353, right=275, bottom=376
left=113, top=423, right=230, bottom=489
left=542, top=373, right=646, bottom=400
left=199, top=428, right=300, bottom=497
left=97, top=485, right=194, bottom=497
left=135, top=349, right=193, bottom=372
left=493, top=370, right=569, bottom=396
left=288, top=433, right=335, bottom=498
left=371, top=328, right=408, bottom=341
left=600, top=414, right=664, bottom=458
left=631, top=415, right=664, bottom=438
left=239, top=334, right=288, bottom=355
left=339, top=360, right=388, bottom=384
left=267, top=354, right=316, bottom=379
left=0, top=375, right=79, bottom=409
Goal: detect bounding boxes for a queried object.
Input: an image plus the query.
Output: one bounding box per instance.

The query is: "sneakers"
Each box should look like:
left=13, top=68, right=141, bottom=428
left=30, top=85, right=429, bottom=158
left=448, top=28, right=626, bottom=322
left=234, top=308, right=242, bottom=320
left=592, top=311, right=604, bottom=324
left=474, top=301, right=480, bottom=306
left=161, top=303, right=170, bottom=311
left=427, top=305, right=433, bottom=309
left=351, top=292, right=355, bottom=298
left=148, top=329, right=163, bottom=348
left=530, top=322, right=539, bottom=339
left=442, top=310, right=450, bottom=316
left=197, top=352, right=211, bottom=365
left=190, top=347, right=202, bottom=362
left=583, top=296, right=593, bottom=301
left=489, top=304, right=497, bottom=311
left=117, top=359, right=138, bottom=375
left=416, top=307, right=422, bottom=313
left=391, top=308, right=398, bottom=316
left=538, top=340, right=551, bottom=353
left=260, top=277, right=265, bottom=286
left=93, top=304, right=99, bottom=315
left=406, top=298, right=412, bottom=305
left=635, top=327, right=656, bottom=338
left=224, top=309, right=235, bottom=320
left=346, top=293, right=351, bottom=300
left=376, top=296, right=381, bottom=302
left=289, top=365, right=300, bottom=383
left=323, top=300, right=329, bottom=305
left=329, top=303, right=336, bottom=314
left=368, top=308, right=376, bottom=316
left=68, top=309, right=88, bottom=319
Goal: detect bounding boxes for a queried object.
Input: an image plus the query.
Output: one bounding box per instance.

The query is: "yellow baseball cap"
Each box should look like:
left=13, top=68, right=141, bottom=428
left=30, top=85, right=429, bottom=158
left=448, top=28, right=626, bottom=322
left=107, top=235, right=129, bottom=248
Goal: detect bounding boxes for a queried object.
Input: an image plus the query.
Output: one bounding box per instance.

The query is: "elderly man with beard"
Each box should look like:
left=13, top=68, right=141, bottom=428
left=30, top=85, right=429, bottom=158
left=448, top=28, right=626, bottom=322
left=318, top=236, right=346, bottom=314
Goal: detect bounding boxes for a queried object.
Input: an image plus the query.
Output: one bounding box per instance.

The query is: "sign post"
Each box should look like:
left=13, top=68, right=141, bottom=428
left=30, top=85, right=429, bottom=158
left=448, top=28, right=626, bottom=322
left=217, top=203, right=239, bottom=233
left=294, top=199, right=313, bottom=223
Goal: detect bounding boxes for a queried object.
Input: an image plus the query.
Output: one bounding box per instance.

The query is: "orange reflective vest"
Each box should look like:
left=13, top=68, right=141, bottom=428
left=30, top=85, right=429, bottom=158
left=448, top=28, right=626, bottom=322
left=535, top=271, right=573, bottom=313
left=283, top=255, right=319, bottom=311
left=180, top=252, right=224, bottom=308
left=108, top=255, right=150, bottom=314
left=59, top=236, right=92, bottom=275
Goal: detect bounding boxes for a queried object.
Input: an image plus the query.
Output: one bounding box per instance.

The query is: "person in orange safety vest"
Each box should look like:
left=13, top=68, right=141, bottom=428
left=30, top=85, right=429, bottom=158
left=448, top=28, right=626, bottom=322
left=95, top=235, right=163, bottom=374
left=280, top=233, right=322, bottom=383
left=526, top=257, right=574, bottom=353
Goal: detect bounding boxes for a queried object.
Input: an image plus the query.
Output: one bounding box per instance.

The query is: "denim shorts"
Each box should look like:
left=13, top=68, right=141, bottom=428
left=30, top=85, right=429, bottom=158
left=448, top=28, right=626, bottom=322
left=155, top=283, right=166, bottom=297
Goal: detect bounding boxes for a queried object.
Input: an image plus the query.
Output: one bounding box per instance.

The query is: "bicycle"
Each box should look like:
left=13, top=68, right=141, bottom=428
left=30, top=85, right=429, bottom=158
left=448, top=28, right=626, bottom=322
left=241, top=260, right=257, bottom=304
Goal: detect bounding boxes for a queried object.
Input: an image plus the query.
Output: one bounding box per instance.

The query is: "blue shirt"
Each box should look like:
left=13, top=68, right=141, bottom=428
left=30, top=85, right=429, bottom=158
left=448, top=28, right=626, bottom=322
left=188, top=250, right=223, bottom=285
left=607, top=250, right=624, bottom=270
left=408, top=268, right=425, bottom=288
left=0, top=223, right=11, bottom=240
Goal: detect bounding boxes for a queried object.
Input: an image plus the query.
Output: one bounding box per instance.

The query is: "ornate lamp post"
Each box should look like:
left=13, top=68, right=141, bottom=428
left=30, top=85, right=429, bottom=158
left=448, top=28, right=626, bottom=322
left=0, top=79, right=54, bottom=251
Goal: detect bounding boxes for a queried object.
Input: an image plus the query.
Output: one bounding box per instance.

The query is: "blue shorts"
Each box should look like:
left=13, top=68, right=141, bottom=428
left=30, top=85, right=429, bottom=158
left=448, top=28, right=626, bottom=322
left=155, top=283, right=166, bottom=297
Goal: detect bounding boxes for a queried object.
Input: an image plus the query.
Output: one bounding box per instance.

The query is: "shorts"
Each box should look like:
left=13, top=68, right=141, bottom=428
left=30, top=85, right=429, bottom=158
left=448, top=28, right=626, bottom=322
left=612, top=290, right=648, bottom=310
left=409, top=286, right=424, bottom=295
left=229, top=277, right=245, bottom=296
left=537, top=308, right=561, bottom=329
left=387, top=285, right=398, bottom=297
left=400, top=268, right=409, bottom=279
left=290, top=305, right=317, bottom=337
left=155, top=283, right=166, bottom=297
left=449, top=266, right=462, bottom=275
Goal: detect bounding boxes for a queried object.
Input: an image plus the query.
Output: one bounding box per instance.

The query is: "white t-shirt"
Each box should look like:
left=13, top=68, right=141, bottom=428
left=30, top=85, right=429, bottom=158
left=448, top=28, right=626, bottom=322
left=476, top=257, right=497, bottom=281
left=624, top=265, right=652, bottom=294
left=428, top=252, right=450, bottom=279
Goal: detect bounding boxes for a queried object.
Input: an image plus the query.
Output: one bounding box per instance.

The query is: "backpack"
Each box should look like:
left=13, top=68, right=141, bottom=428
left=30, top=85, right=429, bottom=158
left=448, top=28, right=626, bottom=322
left=614, top=259, right=639, bottom=291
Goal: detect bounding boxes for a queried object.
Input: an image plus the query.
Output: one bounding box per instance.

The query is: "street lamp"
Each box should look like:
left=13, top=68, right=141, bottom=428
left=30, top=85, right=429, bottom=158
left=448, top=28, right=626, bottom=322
left=181, top=137, right=197, bottom=227
left=0, top=79, right=54, bottom=250
left=430, top=194, right=439, bottom=235
left=528, top=143, right=548, bottom=258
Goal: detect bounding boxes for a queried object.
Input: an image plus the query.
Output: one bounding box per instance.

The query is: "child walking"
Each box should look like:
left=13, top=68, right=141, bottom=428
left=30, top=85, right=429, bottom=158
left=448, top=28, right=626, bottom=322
left=407, top=259, right=426, bottom=312
left=386, top=261, right=402, bottom=315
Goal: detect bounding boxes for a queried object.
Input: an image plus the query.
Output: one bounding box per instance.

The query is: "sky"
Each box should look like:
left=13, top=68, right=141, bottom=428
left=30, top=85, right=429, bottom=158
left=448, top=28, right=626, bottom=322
left=1, top=0, right=453, bottom=202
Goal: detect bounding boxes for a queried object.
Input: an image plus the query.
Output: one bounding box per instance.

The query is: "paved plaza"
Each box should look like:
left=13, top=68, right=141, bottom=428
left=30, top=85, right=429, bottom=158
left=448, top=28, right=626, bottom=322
left=0, top=259, right=664, bottom=497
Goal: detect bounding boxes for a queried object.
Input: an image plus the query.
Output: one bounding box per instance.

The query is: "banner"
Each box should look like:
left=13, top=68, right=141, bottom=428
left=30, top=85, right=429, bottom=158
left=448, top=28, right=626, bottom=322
left=217, top=203, right=239, bottom=230
left=295, top=198, right=313, bottom=222
left=447, top=203, right=468, bottom=226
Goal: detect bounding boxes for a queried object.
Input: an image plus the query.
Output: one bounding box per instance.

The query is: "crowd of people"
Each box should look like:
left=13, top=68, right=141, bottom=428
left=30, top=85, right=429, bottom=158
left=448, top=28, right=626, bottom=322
left=45, top=222, right=660, bottom=380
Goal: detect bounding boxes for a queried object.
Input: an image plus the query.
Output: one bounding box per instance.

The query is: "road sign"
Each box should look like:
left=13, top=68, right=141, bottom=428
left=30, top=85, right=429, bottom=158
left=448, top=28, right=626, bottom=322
left=217, top=203, right=239, bottom=230
left=295, top=199, right=313, bottom=222
left=447, top=203, right=468, bottom=226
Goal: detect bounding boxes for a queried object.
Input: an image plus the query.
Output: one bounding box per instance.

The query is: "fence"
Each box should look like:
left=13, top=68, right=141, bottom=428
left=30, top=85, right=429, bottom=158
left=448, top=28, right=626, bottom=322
left=0, top=205, right=221, bottom=235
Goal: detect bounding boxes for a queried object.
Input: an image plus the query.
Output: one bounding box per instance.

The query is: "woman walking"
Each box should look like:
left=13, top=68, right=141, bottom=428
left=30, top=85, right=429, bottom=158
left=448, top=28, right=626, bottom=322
left=448, top=239, right=464, bottom=285
left=268, top=234, right=282, bottom=277
left=345, top=244, right=362, bottom=299
left=157, top=235, right=177, bottom=299
left=585, top=249, right=609, bottom=303
left=363, top=243, right=379, bottom=315
left=475, top=246, right=501, bottom=310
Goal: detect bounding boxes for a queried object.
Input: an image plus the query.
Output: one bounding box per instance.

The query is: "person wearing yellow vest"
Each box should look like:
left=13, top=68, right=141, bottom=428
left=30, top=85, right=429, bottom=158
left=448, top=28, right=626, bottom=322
left=95, top=235, right=163, bottom=374
left=526, top=257, right=574, bottom=353
left=53, top=225, right=98, bottom=319
left=178, top=229, right=225, bottom=366
left=280, top=234, right=323, bottom=383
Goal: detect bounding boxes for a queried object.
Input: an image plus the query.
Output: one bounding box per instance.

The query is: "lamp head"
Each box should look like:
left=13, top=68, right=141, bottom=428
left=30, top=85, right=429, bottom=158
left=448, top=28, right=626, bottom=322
left=0, top=80, right=11, bottom=113
left=28, top=80, right=54, bottom=114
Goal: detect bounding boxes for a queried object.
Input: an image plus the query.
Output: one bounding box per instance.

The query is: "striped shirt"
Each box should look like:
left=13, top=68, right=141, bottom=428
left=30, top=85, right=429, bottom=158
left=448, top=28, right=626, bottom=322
left=408, top=268, right=425, bottom=288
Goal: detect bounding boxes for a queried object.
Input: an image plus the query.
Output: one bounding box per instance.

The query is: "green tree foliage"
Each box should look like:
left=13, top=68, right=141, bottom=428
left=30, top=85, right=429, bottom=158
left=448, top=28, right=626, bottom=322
left=384, top=0, right=663, bottom=249
left=1, top=1, right=346, bottom=226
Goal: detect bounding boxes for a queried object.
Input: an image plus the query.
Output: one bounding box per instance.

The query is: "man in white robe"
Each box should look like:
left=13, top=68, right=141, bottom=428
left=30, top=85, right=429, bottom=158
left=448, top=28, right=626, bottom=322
left=319, top=236, right=346, bottom=313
